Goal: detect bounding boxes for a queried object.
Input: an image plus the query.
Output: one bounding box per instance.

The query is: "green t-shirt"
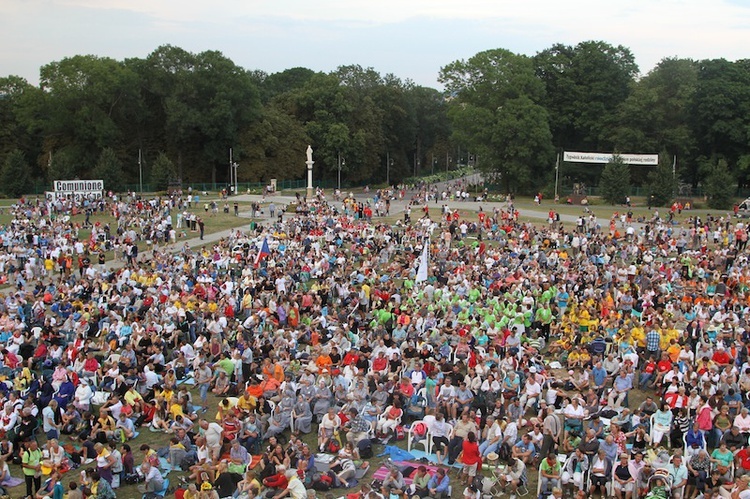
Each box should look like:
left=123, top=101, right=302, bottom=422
left=540, top=458, right=561, bottom=476
left=217, top=358, right=235, bottom=376
left=22, top=448, right=42, bottom=476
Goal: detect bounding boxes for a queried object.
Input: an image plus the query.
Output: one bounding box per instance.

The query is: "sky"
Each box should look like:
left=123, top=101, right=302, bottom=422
left=1, top=0, right=750, bottom=88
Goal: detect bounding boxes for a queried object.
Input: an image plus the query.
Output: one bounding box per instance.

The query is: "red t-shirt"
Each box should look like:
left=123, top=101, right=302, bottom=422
left=738, top=448, right=750, bottom=470
left=461, top=440, right=482, bottom=466
left=656, top=360, right=672, bottom=373
left=713, top=351, right=731, bottom=365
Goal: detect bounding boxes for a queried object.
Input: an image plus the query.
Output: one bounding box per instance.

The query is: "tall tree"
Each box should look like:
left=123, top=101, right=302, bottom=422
left=440, top=49, right=553, bottom=192
left=647, top=152, right=678, bottom=207
left=534, top=41, right=639, bottom=152
left=93, top=147, right=124, bottom=192
left=239, top=103, right=310, bottom=182
left=39, top=55, right=144, bottom=174
left=702, top=158, right=736, bottom=209
left=150, top=152, right=177, bottom=191
left=47, top=148, right=79, bottom=181
left=142, top=46, right=261, bottom=183
left=0, top=149, right=31, bottom=197
left=599, top=155, right=630, bottom=204
left=609, top=58, right=698, bottom=187
left=692, top=59, right=750, bottom=185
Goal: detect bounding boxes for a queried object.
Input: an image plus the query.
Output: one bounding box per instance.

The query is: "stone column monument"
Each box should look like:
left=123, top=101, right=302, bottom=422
left=305, top=145, right=314, bottom=199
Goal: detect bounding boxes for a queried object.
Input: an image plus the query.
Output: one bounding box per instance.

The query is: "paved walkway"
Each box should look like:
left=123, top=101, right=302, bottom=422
left=108, top=173, right=623, bottom=270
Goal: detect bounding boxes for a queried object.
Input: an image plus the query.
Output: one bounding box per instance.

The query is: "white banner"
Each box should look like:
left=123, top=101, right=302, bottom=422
left=46, top=191, right=104, bottom=202
left=54, top=180, right=104, bottom=192
left=563, top=151, right=658, bottom=166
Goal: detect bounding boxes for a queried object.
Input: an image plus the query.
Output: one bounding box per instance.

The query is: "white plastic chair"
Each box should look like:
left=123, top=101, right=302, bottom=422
left=407, top=420, right=432, bottom=454
left=377, top=405, right=403, bottom=433
left=649, top=414, right=657, bottom=442
left=683, top=432, right=706, bottom=458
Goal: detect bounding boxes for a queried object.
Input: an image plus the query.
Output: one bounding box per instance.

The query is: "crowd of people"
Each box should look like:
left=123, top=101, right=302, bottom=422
left=0, top=186, right=749, bottom=499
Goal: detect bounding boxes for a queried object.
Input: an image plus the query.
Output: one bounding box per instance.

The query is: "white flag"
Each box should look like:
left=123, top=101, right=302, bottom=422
left=416, top=241, right=429, bottom=283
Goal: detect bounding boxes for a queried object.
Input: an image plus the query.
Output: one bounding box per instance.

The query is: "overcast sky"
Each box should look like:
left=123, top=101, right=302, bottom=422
left=2, top=0, right=749, bottom=88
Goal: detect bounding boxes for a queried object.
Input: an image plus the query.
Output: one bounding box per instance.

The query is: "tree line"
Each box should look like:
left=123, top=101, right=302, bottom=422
left=0, top=42, right=748, bottom=206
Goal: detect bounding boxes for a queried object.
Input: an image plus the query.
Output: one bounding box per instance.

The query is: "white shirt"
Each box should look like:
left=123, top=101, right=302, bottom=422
left=204, top=422, right=224, bottom=447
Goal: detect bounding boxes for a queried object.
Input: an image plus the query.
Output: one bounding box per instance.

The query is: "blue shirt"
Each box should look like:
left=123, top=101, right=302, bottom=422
left=514, top=440, right=536, bottom=455
left=686, top=428, right=704, bottom=447
left=427, top=474, right=450, bottom=493
left=592, top=367, right=607, bottom=387
left=599, top=440, right=619, bottom=464
left=613, top=375, right=632, bottom=392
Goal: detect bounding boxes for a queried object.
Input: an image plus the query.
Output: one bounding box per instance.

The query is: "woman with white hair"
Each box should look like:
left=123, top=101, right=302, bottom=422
left=73, top=378, right=94, bottom=412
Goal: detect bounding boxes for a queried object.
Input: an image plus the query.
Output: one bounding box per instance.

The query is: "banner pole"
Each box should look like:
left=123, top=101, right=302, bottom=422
left=554, top=153, right=560, bottom=200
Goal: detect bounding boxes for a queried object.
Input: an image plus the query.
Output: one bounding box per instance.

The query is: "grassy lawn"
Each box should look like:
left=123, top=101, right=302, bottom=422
left=0, top=191, right=688, bottom=498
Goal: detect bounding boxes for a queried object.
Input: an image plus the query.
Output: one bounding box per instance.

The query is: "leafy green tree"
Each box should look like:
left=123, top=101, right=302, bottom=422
left=534, top=41, right=639, bottom=153
left=703, top=158, right=736, bottom=209
left=142, top=46, right=261, bottom=184
left=47, top=148, right=79, bottom=181
left=647, top=152, right=678, bottom=206
left=691, top=59, right=750, bottom=185
left=261, top=67, right=315, bottom=103
left=1, top=149, right=31, bottom=197
left=240, top=104, right=309, bottom=182
left=599, top=155, right=630, bottom=204
left=610, top=58, right=698, bottom=185
left=93, top=148, right=124, bottom=192
left=150, top=152, right=177, bottom=191
left=440, top=49, right=553, bottom=192
left=39, top=55, right=144, bottom=174
left=0, top=77, right=46, bottom=178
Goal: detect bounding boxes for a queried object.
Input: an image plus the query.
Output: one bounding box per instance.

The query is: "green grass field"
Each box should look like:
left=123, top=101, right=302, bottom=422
left=0, top=191, right=693, bottom=498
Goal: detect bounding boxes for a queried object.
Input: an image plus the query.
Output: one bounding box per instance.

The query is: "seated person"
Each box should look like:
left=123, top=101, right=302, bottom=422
left=512, top=434, right=536, bottom=464
left=381, top=468, right=406, bottom=498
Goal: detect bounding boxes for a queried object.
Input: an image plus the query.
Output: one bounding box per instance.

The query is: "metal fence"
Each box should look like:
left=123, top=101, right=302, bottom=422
left=20, top=177, right=750, bottom=199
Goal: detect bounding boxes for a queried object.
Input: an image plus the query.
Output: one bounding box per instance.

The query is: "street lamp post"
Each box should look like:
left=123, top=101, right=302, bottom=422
left=229, top=148, right=234, bottom=195
left=337, top=152, right=345, bottom=191
left=138, top=148, right=143, bottom=194
left=232, top=162, right=238, bottom=195
left=386, top=151, right=390, bottom=186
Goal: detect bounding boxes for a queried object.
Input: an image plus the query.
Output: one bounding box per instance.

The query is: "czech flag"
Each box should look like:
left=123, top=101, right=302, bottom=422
left=254, top=237, right=270, bottom=268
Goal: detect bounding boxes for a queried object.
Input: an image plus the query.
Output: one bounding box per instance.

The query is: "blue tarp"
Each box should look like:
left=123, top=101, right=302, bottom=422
left=376, top=445, right=416, bottom=461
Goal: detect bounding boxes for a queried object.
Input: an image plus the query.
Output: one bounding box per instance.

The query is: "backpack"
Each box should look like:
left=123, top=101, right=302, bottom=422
left=327, top=439, right=341, bottom=454
left=412, top=422, right=427, bottom=438
left=406, top=394, right=426, bottom=419
left=498, top=442, right=512, bottom=462
left=357, top=438, right=373, bottom=459
left=394, top=426, right=406, bottom=441
left=312, top=472, right=334, bottom=491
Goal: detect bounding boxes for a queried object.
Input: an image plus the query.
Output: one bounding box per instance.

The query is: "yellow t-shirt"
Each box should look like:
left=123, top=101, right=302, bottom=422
left=169, top=403, right=185, bottom=419
left=124, top=390, right=143, bottom=407
left=237, top=395, right=257, bottom=413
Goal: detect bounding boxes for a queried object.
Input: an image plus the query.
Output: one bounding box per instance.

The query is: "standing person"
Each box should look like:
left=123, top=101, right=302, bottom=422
left=198, top=218, right=205, bottom=240
left=459, top=431, right=482, bottom=487
left=194, top=361, right=213, bottom=413
left=94, top=442, right=116, bottom=484
left=22, top=439, right=43, bottom=499
left=42, top=400, right=60, bottom=440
